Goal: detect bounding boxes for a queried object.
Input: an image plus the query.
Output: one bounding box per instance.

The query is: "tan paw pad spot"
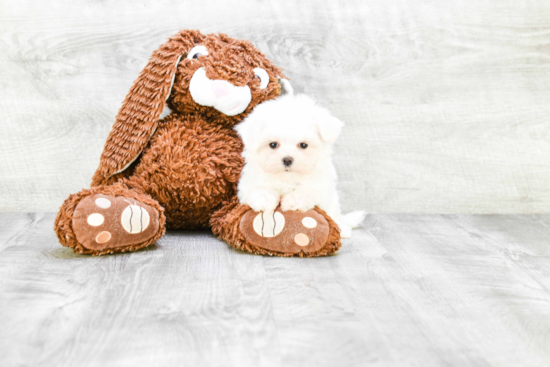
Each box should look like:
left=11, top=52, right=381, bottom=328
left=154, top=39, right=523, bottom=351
left=121, top=205, right=150, bottom=234
left=95, top=231, right=111, bottom=244
left=253, top=211, right=285, bottom=237
left=302, top=217, right=318, bottom=228
left=87, top=213, right=104, bottom=226
left=294, top=233, right=310, bottom=247
left=95, top=198, right=111, bottom=209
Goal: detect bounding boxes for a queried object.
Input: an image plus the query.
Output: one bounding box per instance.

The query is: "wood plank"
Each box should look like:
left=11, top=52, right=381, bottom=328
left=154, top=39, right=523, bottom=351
left=0, top=212, right=37, bottom=251
left=2, top=0, right=550, bottom=213
left=363, top=214, right=550, bottom=366
left=0, top=213, right=280, bottom=367
left=2, top=213, right=550, bottom=366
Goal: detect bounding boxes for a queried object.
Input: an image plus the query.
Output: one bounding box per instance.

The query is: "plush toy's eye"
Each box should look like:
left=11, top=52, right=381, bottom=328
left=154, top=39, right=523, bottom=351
left=187, top=46, right=209, bottom=60
left=253, top=68, right=269, bottom=89
left=269, top=142, right=279, bottom=149
left=299, top=143, right=308, bottom=149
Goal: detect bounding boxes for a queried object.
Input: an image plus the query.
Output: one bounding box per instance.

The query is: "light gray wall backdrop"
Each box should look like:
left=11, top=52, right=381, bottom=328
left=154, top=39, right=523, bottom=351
left=1, top=0, right=549, bottom=213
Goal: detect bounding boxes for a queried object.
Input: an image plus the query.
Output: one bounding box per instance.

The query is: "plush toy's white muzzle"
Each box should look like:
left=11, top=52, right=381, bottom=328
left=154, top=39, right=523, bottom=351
left=189, top=68, right=252, bottom=116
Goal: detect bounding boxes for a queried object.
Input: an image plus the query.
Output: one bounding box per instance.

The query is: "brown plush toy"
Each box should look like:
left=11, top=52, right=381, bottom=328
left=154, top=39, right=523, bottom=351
left=54, top=30, right=341, bottom=257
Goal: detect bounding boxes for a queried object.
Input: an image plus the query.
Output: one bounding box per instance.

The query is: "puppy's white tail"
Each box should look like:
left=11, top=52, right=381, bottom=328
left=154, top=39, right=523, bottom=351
left=336, top=211, right=366, bottom=238
left=341, top=211, right=366, bottom=228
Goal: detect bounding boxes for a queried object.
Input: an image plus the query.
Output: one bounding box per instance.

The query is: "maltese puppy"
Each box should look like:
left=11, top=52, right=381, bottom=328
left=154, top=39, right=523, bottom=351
left=235, top=93, right=365, bottom=238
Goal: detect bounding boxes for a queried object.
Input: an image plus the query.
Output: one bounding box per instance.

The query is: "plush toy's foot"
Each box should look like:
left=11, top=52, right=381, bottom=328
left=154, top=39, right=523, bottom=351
left=211, top=202, right=341, bottom=257
left=55, top=185, right=166, bottom=255
left=72, top=194, right=160, bottom=252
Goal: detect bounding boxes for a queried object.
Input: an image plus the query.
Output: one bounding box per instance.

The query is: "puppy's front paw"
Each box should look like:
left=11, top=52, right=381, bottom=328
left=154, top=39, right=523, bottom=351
left=245, top=190, right=280, bottom=213
left=281, top=192, right=313, bottom=212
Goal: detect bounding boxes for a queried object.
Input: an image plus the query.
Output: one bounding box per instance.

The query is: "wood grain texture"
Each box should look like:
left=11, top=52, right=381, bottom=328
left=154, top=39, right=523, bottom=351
left=1, top=213, right=550, bottom=366
left=1, top=0, right=550, bottom=213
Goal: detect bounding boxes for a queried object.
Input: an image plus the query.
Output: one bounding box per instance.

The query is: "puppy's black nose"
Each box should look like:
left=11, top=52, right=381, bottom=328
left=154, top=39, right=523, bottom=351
left=283, top=157, right=293, bottom=167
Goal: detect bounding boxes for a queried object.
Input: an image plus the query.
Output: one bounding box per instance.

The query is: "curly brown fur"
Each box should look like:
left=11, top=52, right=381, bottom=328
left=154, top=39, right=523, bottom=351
left=121, top=113, right=244, bottom=229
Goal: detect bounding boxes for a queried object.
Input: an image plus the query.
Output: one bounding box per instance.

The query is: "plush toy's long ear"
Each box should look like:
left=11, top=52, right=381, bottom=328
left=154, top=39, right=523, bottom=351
left=91, top=31, right=198, bottom=187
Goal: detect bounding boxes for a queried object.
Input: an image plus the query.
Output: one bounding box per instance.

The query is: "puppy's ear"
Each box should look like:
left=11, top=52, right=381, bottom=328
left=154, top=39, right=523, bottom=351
left=318, top=114, right=344, bottom=144
left=91, top=30, right=202, bottom=186
left=235, top=116, right=263, bottom=150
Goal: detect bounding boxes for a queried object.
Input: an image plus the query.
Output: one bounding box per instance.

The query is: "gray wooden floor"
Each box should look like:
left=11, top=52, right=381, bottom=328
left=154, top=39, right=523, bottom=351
left=1, top=213, right=549, bottom=366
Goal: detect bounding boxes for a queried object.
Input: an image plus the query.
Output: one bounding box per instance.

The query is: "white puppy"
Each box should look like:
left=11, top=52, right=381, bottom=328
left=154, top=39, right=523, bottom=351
left=235, top=93, right=365, bottom=238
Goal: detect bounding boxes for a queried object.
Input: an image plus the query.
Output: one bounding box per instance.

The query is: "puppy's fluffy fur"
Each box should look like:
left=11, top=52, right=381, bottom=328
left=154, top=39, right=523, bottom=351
left=235, top=94, right=365, bottom=238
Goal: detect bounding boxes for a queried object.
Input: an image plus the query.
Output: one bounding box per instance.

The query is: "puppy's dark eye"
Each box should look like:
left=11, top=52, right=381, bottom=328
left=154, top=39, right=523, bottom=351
left=192, top=53, right=201, bottom=59
left=299, top=143, right=308, bottom=149
left=269, top=142, right=279, bottom=149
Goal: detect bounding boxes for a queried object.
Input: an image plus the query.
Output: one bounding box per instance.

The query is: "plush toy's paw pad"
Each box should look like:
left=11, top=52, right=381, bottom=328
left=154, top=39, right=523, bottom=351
left=252, top=211, right=285, bottom=237
left=72, top=194, right=160, bottom=252
left=240, top=207, right=330, bottom=255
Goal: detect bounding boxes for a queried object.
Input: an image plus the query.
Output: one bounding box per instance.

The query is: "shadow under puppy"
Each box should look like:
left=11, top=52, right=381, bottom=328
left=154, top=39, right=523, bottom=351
left=236, top=93, right=365, bottom=238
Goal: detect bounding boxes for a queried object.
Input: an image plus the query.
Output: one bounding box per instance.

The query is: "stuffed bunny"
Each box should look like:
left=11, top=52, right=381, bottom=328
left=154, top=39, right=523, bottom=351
left=54, top=30, right=341, bottom=257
